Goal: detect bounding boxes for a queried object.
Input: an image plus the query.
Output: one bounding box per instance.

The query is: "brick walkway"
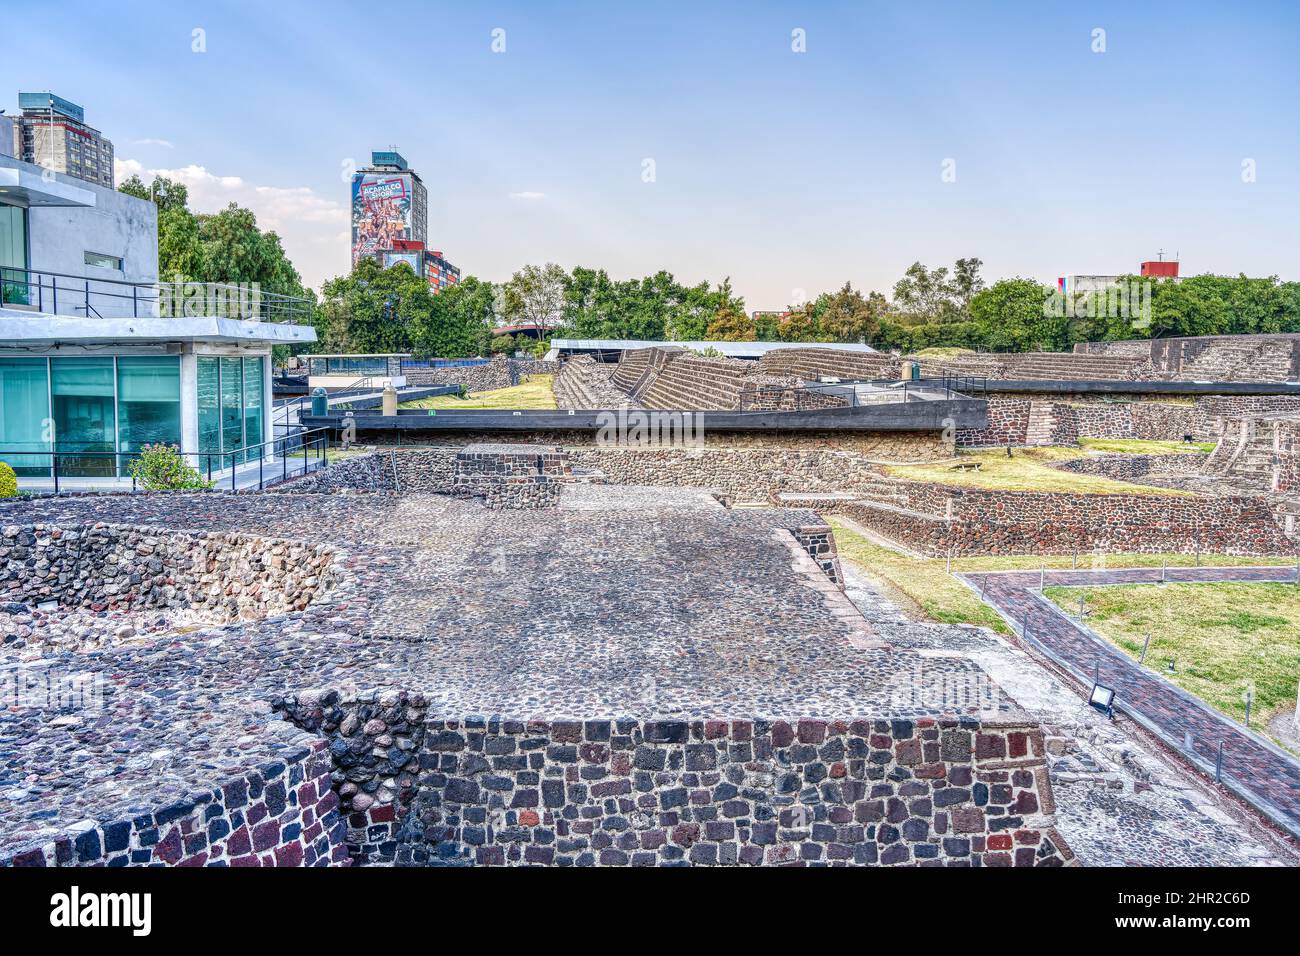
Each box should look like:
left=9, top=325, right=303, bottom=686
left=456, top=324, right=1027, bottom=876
left=962, top=566, right=1300, bottom=840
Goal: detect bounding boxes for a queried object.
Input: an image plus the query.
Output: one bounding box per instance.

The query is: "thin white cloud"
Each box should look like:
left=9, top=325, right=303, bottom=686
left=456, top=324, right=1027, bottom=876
left=508, top=191, right=546, bottom=201
left=132, top=138, right=174, bottom=148
left=113, top=159, right=350, bottom=290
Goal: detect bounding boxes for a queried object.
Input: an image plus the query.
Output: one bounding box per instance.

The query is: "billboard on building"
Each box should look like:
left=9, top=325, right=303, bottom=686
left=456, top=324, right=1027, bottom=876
left=382, top=250, right=423, bottom=275
left=351, top=172, right=413, bottom=265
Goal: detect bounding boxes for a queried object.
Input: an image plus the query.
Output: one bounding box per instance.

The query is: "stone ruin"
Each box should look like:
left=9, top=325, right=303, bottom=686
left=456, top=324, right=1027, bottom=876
left=0, top=446, right=1076, bottom=867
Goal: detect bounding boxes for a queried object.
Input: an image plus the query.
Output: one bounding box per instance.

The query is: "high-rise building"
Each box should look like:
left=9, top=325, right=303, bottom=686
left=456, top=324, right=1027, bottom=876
left=350, top=149, right=461, bottom=292
left=350, top=150, right=428, bottom=266
left=10, top=92, right=114, bottom=188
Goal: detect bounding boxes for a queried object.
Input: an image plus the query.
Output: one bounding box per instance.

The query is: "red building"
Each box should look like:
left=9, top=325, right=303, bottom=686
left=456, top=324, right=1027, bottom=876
left=1140, top=260, right=1180, bottom=278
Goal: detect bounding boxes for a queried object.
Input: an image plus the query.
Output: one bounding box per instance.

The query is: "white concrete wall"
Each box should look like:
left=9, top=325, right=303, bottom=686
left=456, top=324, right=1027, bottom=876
left=1, top=154, right=158, bottom=318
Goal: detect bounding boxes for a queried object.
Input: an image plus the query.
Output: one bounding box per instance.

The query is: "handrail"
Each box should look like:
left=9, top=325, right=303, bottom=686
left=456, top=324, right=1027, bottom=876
left=0, top=265, right=313, bottom=324
left=0, top=427, right=331, bottom=494
left=738, top=375, right=988, bottom=411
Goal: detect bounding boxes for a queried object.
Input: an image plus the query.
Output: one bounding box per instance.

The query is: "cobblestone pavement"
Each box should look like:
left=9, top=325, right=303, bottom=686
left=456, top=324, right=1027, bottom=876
left=960, top=566, right=1300, bottom=844
left=841, top=566, right=1289, bottom=866
left=0, top=489, right=1019, bottom=861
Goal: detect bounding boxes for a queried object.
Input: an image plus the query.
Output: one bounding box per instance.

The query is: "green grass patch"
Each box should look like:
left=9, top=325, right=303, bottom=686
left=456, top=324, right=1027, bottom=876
left=883, top=446, right=1193, bottom=496
left=1044, top=581, right=1300, bottom=749
left=827, top=518, right=1295, bottom=640
left=400, top=374, right=556, bottom=410
left=828, top=519, right=1012, bottom=634
left=1078, top=437, right=1216, bottom=456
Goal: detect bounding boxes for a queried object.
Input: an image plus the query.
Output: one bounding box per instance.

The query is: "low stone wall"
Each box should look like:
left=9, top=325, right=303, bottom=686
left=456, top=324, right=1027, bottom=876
left=5, top=734, right=349, bottom=867
left=282, top=451, right=397, bottom=493
left=1050, top=453, right=1209, bottom=481
left=1068, top=400, right=1198, bottom=441
left=957, top=397, right=1031, bottom=447
left=0, top=524, right=334, bottom=619
left=962, top=395, right=1203, bottom=447
left=274, top=701, right=1072, bottom=868
left=839, top=487, right=1293, bottom=556
left=446, top=443, right=569, bottom=510
left=303, top=437, right=948, bottom=504
left=388, top=716, right=1069, bottom=866
left=403, top=356, right=552, bottom=392
left=758, top=348, right=903, bottom=383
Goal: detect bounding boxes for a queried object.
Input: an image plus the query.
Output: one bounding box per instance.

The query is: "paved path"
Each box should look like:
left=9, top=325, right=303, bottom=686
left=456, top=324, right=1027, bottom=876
left=962, top=566, right=1300, bottom=841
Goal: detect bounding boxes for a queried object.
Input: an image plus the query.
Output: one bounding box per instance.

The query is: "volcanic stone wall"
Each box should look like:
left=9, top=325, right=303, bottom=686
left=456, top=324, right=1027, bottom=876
left=1077, top=335, right=1300, bottom=382
left=390, top=716, right=1070, bottom=867
left=1192, top=396, right=1300, bottom=438
left=961, top=395, right=1215, bottom=446
left=757, top=348, right=903, bottom=382
left=957, top=398, right=1031, bottom=447
left=639, top=355, right=758, bottom=410
left=0, top=524, right=333, bottom=619
left=446, top=443, right=569, bottom=509
left=838, top=488, right=1292, bottom=557
left=1049, top=453, right=1209, bottom=482
left=4, top=736, right=350, bottom=867
left=403, top=357, right=556, bottom=392
left=284, top=451, right=398, bottom=493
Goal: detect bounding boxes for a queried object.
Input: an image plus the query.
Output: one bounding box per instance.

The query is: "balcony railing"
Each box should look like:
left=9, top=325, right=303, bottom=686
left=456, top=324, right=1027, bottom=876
left=0, top=266, right=313, bottom=324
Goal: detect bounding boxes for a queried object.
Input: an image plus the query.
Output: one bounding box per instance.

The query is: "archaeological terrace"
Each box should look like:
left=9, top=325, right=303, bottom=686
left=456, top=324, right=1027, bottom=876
left=2, top=335, right=1299, bottom=868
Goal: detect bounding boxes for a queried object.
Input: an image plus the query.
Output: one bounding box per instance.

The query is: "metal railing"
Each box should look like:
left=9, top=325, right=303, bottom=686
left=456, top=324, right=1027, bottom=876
left=400, top=358, right=491, bottom=369
left=0, top=266, right=313, bottom=324
left=0, top=428, right=330, bottom=494
left=737, top=375, right=987, bottom=411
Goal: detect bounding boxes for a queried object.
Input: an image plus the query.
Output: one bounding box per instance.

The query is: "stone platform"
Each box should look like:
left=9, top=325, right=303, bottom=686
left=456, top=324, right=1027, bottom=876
left=0, top=485, right=1070, bottom=866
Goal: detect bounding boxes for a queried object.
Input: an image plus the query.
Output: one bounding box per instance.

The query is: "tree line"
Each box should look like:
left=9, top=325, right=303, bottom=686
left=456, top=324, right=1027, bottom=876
left=117, top=179, right=1300, bottom=358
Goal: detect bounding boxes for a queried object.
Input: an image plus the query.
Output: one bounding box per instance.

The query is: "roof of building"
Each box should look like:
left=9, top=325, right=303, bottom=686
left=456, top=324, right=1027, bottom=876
left=0, top=313, right=317, bottom=347
left=546, top=339, right=878, bottom=359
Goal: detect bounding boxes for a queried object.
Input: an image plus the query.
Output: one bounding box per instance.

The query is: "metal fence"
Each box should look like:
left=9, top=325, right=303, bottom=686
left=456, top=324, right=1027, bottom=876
left=738, top=375, right=987, bottom=411
left=0, top=427, right=330, bottom=494
left=0, top=266, right=314, bottom=324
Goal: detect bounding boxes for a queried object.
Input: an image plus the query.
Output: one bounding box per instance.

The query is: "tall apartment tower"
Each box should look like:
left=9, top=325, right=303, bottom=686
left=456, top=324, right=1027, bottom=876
left=12, top=92, right=114, bottom=188
left=350, top=150, right=428, bottom=265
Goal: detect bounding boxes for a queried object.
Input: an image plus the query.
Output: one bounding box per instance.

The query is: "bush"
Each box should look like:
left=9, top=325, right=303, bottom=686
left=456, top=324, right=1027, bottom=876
left=127, top=443, right=214, bottom=491
left=0, top=462, right=16, bottom=498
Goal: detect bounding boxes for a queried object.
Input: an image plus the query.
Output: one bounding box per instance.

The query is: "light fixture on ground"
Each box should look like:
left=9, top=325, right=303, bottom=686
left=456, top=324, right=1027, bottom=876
left=1088, top=682, right=1115, bottom=719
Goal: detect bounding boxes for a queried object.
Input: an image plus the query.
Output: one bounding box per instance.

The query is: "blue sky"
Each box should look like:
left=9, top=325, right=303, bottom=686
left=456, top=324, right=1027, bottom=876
left=4, top=0, right=1297, bottom=307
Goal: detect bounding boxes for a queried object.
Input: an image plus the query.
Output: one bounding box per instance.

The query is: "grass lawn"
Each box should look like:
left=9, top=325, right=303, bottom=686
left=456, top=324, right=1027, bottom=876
left=326, top=446, right=375, bottom=463
left=1078, top=437, right=1216, bottom=455
left=910, top=347, right=975, bottom=358
left=828, top=518, right=1013, bottom=633
left=883, top=446, right=1193, bottom=496
left=827, top=518, right=1296, bottom=639
left=399, top=374, right=556, bottom=411
left=1044, top=581, right=1300, bottom=749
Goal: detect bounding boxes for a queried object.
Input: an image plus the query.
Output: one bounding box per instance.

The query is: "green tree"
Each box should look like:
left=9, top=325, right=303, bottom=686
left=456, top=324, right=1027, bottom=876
left=119, top=174, right=203, bottom=280
left=776, top=304, right=823, bottom=342
left=415, top=276, right=496, bottom=358
left=969, top=278, right=1055, bottom=351
left=704, top=304, right=757, bottom=341
left=317, top=257, right=429, bottom=354
left=198, top=204, right=307, bottom=299
left=817, top=282, right=882, bottom=343
left=499, top=262, right=567, bottom=335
